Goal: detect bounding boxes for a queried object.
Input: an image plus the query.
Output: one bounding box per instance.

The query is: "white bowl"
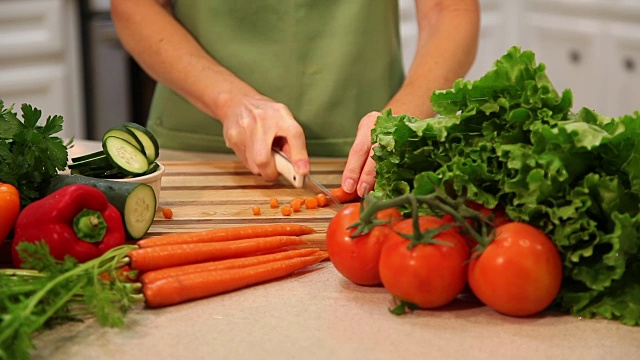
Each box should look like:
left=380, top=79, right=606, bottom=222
left=113, top=163, right=165, bottom=209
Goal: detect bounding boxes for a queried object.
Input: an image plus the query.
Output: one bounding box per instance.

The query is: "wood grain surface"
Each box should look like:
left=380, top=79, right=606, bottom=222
left=147, top=160, right=346, bottom=249
left=0, top=160, right=346, bottom=267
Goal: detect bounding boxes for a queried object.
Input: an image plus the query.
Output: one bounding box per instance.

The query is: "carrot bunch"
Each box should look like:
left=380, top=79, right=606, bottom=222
left=123, top=224, right=327, bottom=307
left=3, top=224, right=326, bottom=357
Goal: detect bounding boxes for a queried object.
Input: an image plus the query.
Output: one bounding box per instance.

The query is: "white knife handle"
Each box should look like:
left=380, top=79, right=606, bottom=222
left=273, top=150, right=304, bottom=188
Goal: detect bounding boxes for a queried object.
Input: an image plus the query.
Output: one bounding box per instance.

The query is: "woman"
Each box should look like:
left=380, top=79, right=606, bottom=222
left=111, top=0, right=480, bottom=197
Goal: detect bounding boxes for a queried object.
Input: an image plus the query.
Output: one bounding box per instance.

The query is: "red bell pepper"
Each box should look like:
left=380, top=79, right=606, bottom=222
left=11, top=184, right=126, bottom=268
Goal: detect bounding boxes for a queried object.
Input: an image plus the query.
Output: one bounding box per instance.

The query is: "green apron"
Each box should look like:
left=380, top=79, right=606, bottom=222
left=147, top=0, right=404, bottom=157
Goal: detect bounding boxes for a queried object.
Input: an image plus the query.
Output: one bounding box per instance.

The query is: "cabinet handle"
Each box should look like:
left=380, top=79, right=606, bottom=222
left=623, top=57, right=636, bottom=72
left=569, top=49, right=582, bottom=65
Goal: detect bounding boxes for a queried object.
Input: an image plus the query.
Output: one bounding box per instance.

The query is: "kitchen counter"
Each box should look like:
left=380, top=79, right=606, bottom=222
left=27, top=141, right=640, bottom=359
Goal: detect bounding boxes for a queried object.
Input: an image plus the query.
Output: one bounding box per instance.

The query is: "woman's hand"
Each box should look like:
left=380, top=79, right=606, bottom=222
left=218, top=94, right=310, bottom=182
left=341, top=111, right=380, bottom=197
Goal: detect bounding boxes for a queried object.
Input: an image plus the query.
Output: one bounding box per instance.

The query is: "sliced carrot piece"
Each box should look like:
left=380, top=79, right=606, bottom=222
left=269, top=198, right=279, bottom=208
left=281, top=205, right=293, bottom=216
left=161, top=208, right=174, bottom=219
left=304, top=197, right=318, bottom=209
left=290, top=199, right=302, bottom=212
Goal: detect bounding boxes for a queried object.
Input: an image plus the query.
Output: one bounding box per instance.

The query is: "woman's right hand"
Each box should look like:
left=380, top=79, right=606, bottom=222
left=217, top=94, right=310, bottom=182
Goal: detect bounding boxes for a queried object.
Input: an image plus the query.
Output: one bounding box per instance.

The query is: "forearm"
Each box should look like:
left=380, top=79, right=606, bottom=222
left=385, top=0, right=480, bottom=118
left=110, top=0, right=259, bottom=121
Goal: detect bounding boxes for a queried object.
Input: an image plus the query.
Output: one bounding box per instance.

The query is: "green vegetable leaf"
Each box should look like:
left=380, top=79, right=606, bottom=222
left=0, top=242, right=140, bottom=359
left=371, top=46, right=640, bottom=326
left=0, top=101, right=70, bottom=206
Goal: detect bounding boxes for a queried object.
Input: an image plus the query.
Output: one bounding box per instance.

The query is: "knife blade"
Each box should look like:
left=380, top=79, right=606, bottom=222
left=272, top=149, right=342, bottom=208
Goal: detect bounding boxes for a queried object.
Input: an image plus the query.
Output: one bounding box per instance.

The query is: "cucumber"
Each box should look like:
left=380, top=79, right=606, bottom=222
left=67, top=155, right=112, bottom=170
left=123, top=122, right=160, bottom=163
left=146, top=162, right=160, bottom=174
left=102, top=136, right=150, bottom=175
left=71, top=150, right=105, bottom=163
left=47, top=174, right=157, bottom=239
left=102, top=126, right=145, bottom=154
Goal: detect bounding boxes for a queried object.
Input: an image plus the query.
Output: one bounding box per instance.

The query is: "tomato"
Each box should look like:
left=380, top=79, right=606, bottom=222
left=468, top=222, right=562, bottom=317
left=443, top=201, right=509, bottom=249
left=378, top=216, right=470, bottom=309
left=326, top=203, right=402, bottom=286
left=0, top=182, right=21, bottom=240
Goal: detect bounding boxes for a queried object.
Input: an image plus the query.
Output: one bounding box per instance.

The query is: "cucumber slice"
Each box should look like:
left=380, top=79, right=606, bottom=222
left=71, top=166, right=128, bottom=178
left=68, top=155, right=112, bottom=170
left=71, top=150, right=106, bottom=163
left=47, top=175, right=156, bottom=239
left=122, top=122, right=160, bottom=163
left=102, top=126, right=145, bottom=155
left=145, top=162, right=160, bottom=175
left=102, top=136, right=149, bottom=175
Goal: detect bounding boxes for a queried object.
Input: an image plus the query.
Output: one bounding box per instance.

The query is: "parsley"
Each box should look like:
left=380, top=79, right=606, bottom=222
left=0, top=242, right=141, bottom=359
left=0, top=101, right=71, bottom=206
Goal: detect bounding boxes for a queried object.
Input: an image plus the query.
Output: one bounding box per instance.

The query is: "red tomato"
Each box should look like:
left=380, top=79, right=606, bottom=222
left=326, top=203, right=403, bottom=286
left=468, top=222, right=563, bottom=317
left=378, top=216, right=470, bottom=309
left=443, top=201, right=509, bottom=249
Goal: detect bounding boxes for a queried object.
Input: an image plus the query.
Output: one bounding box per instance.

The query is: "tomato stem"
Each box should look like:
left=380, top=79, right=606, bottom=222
left=356, top=192, right=496, bottom=250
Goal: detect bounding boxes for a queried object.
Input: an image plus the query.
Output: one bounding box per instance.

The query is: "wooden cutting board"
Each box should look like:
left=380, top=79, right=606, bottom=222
left=0, top=160, right=346, bottom=267
left=146, top=160, right=346, bottom=249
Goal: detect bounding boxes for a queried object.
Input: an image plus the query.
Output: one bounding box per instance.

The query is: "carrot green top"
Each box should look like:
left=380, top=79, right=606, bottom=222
left=146, top=0, right=404, bottom=157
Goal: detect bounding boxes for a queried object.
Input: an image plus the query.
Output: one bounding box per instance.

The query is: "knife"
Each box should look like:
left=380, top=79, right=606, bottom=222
left=272, top=149, right=342, bottom=208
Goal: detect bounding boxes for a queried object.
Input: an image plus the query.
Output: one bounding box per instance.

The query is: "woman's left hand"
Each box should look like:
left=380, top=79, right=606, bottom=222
left=341, top=111, right=380, bottom=197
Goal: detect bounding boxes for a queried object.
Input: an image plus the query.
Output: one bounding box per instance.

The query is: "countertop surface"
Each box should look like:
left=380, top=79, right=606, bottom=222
left=27, top=141, right=640, bottom=359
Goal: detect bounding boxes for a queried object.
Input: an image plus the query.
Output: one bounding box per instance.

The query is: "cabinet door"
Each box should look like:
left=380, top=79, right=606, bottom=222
left=465, top=0, right=519, bottom=82
left=0, top=64, right=68, bottom=131
left=604, top=22, right=640, bottom=117
left=523, top=13, right=605, bottom=113
left=0, top=0, right=63, bottom=58
left=398, top=0, right=421, bottom=73
left=0, top=0, right=83, bottom=139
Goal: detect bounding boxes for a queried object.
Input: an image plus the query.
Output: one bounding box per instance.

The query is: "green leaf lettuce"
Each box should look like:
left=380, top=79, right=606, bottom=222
left=371, top=46, right=640, bottom=326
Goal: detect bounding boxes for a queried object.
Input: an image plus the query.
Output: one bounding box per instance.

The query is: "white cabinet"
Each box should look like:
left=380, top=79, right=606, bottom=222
left=465, top=0, right=520, bottom=81
left=603, top=21, right=640, bottom=117
left=399, top=0, right=640, bottom=117
left=522, top=12, right=605, bottom=112
left=517, top=0, right=640, bottom=117
left=0, top=0, right=84, bottom=139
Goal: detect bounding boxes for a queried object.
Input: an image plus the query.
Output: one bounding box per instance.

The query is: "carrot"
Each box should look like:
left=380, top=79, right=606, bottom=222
left=329, top=186, right=361, bottom=203
left=139, top=248, right=322, bottom=285
left=99, top=265, right=137, bottom=282
left=269, top=198, right=279, bottom=208
left=143, top=253, right=328, bottom=307
left=290, top=198, right=302, bottom=212
left=162, top=208, right=174, bottom=219
left=281, top=205, right=292, bottom=216
left=136, top=223, right=315, bottom=248
left=130, top=236, right=310, bottom=272
left=315, top=193, right=328, bottom=207
left=304, top=197, right=318, bottom=209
